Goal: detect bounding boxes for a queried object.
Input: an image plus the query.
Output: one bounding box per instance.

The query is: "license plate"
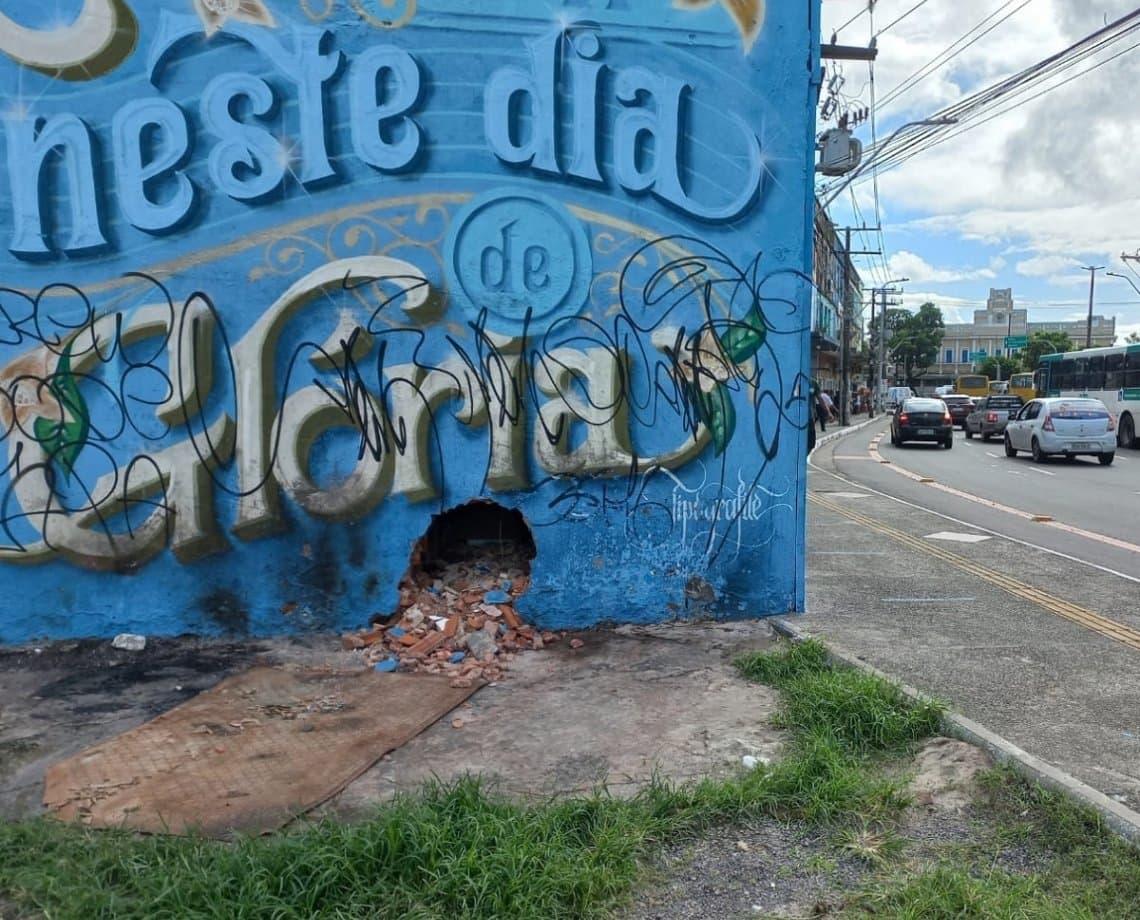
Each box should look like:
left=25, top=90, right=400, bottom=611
left=1068, top=442, right=1091, bottom=450
left=918, top=428, right=934, bottom=435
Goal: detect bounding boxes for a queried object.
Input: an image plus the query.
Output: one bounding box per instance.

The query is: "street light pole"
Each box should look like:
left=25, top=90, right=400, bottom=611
left=1106, top=270, right=1140, bottom=298
left=819, top=118, right=958, bottom=208
left=1081, top=264, right=1104, bottom=349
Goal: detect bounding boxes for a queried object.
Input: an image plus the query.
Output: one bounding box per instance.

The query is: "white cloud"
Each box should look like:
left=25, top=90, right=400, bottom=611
left=819, top=0, right=1140, bottom=327
left=1015, top=255, right=1077, bottom=277
left=887, top=250, right=994, bottom=284
left=1116, top=321, right=1140, bottom=344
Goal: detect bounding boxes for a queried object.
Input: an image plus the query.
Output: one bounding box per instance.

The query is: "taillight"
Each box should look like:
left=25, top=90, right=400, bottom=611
left=1043, top=415, right=1054, bottom=431
left=943, top=413, right=952, bottom=423
left=1108, top=415, right=1116, bottom=431
left=898, top=413, right=909, bottom=424
left=986, top=412, right=998, bottom=423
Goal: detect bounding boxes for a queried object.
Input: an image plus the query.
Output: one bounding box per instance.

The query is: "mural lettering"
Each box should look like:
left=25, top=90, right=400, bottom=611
left=0, top=0, right=819, bottom=641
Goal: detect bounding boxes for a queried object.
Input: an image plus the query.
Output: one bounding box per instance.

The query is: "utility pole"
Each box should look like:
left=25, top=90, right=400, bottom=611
left=868, top=279, right=907, bottom=408
left=835, top=226, right=879, bottom=426
left=1081, top=265, right=1103, bottom=349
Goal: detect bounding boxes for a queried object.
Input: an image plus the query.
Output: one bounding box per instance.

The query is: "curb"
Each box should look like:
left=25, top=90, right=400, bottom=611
left=809, top=415, right=880, bottom=454
left=770, top=616, right=1140, bottom=849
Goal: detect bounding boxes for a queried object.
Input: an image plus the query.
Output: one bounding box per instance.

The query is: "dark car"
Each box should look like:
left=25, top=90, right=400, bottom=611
left=940, top=394, right=974, bottom=428
left=890, top=397, right=953, bottom=449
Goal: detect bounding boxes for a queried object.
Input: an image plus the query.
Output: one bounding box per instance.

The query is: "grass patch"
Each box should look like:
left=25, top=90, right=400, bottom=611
left=737, top=639, right=945, bottom=754
left=0, top=778, right=667, bottom=920
left=9, top=639, right=1135, bottom=919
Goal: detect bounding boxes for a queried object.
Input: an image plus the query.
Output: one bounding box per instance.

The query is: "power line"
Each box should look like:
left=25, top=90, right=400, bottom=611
left=876, top=0, right=1036, bottom=113
left=848, top=8, right=1140, bottom=182
left=831, top=1, right=872, bottom=41
left=875, top=0, right=935, bottom=38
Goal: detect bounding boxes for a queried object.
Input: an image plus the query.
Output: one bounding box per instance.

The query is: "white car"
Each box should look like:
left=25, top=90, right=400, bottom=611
left=1004, top=397, right=1117, bottom=465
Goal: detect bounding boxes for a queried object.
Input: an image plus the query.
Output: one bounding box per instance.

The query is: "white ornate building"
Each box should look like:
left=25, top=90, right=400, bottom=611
left=916, top=288, right=1115, bottom=389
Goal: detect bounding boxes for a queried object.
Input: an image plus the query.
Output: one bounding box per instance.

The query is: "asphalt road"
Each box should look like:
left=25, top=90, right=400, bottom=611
left=878, top=420, right=1138, bottom=546
left=804, top=417, right=1140, bottom=817
left=831, top=417, right=1140, bottom=582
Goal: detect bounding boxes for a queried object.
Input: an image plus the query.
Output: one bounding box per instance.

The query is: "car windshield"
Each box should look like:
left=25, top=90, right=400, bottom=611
left=1052, top=408, right=1110, bottom=419
left=1049, top=400, right=1107, bottom=416
left=943, top=396, right=971, bottom=405
left=904, top=399, right=945, bottom=412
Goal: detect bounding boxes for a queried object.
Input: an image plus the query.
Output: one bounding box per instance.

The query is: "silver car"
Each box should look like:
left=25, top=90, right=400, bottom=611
left=1004, top=397, right=1117, bottom=465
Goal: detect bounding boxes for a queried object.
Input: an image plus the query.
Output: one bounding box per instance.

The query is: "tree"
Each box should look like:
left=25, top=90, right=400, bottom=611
left=865, top=307, right=910, bottom=386
left=1024, top=330, right=1073, bottom=368
left=1124, top=331, right=1140, bottom=344
left=889, top=302, right=945, bottom=386
left=979, top=355, right=1019, bottom=380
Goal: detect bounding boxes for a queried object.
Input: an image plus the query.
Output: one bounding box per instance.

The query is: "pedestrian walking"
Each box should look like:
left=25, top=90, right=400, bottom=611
left=818, top=389, right=836, bottom=430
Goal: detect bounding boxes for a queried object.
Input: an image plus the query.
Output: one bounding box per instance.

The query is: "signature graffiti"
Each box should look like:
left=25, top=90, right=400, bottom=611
left=0, top=236, right=809, bottom=570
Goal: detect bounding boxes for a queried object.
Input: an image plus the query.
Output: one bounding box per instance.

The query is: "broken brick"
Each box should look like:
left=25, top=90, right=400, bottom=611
left=408, top=631, right=447, bottom=658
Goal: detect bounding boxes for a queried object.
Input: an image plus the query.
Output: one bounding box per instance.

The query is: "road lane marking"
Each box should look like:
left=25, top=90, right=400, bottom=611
left=865, top=437, right=1140, bottom=555
left=808, top=454, right=1140, bottom=587
left=925, top=532, right=991, bottom=543
left=1029, top=467, right=1055, bottom=476
left=810, top=492, right=1140, bottom=653
left=882, top=597, right=976, bottom=603
left=810, top=550, right=889, bottom=555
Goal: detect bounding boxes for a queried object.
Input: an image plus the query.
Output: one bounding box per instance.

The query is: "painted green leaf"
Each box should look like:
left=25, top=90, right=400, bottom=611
left=698, top=382, right=736, bottom=456
left=718, top=302, right=766, bottom=363
left=32, top=342, right=90, bottom=482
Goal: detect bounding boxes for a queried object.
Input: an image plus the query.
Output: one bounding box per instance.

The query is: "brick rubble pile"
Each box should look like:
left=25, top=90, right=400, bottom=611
left=341, top=545, right=576, bottom=686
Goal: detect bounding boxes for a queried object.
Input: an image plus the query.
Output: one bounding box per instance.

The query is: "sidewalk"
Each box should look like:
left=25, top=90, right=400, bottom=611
left=797, top=417, right=1140, bottom=843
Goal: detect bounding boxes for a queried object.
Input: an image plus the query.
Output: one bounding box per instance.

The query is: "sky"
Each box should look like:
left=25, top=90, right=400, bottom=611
left=818, top=0, right=1140, bottom=342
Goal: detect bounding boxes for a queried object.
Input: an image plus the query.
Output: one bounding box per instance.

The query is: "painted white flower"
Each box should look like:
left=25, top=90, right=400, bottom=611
left=674, top=0, right=765, bottom=52
left=193, top=0, right=276, bottom=37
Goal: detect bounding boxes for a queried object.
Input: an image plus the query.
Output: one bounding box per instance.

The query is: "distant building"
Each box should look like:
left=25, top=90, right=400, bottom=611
left=912, top=288, right=1115, bottom=390
left=811, top=202, right=864, bottom=394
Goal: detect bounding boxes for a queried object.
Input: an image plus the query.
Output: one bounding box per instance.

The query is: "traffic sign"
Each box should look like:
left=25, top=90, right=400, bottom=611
left=1004, top=335, right=1028, bottom=349
left=968, top=351, right=985, bottom=360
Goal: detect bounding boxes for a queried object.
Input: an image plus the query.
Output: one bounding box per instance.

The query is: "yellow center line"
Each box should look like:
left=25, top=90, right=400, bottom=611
left=810, top=493, right=1140, bottom=653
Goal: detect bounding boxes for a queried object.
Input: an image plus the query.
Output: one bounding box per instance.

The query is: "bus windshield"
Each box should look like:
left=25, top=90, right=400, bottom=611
left=954, top=375, right=989, bottom=397
left=1008, top=372, right=1035, bottom=402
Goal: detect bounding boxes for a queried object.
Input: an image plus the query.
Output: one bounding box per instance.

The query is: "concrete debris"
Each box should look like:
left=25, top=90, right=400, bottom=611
left=111, top=633, right=147, bottom=651
left=341, top=537, right=566, bottom=683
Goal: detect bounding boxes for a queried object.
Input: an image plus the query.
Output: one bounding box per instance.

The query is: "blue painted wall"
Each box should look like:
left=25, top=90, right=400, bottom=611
left=0, top=0, right=821, bottom=641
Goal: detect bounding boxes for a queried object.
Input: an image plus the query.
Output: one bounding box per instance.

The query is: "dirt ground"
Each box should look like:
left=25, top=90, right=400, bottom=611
left=0, top=621, right=786, bottom=823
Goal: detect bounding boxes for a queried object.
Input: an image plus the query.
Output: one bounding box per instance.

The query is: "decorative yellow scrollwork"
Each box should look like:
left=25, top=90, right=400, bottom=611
left=351, top=0, right=417, bottom=30
left=674, top=0, right=765, bottom=52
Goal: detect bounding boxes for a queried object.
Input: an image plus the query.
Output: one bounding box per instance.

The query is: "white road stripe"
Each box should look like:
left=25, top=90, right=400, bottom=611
left=882, top=597, right=976, bottom=603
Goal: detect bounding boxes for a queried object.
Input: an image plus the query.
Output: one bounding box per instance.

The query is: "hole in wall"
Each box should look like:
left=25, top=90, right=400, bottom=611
left=395, top=499, right=536, bottom=615
left=352, top=500, right=546, bottom=681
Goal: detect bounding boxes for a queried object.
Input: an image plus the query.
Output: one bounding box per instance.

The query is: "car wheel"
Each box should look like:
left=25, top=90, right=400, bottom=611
left=981, top=432, right=990, bottom=442
left=1099, top=451, right=1115, bottom=466
left=890, top=429, right=899, bottom=446
left=1031, top=437, right=1047, bottom=464
left=1119, top=414, right=1135, bottom=449
left=943, top=437, right=953, bottom=449
left=965, top=427, right=973, bottom=439
left=1004, top=434, right=1016, bottom=457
